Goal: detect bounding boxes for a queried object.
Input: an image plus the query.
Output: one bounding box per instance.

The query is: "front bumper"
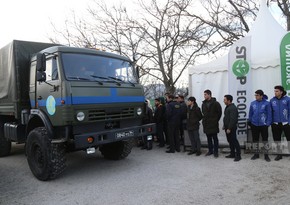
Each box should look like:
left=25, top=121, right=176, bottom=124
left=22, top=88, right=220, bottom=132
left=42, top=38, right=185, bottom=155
left=74, top=123, right=156, bottom=149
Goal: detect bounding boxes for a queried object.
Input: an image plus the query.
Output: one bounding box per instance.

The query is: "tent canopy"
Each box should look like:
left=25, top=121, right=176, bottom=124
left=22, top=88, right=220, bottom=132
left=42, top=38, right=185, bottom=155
left=188, top=0, right=287, bottom=75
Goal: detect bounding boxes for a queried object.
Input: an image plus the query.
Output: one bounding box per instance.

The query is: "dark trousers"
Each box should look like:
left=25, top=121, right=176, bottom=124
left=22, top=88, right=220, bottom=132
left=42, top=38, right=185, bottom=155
left=206, top=133, right=219, bottom=154
left=251, top=125, right=268, bottom=142
left=271, top=123, right=290, bottom=141
left=163, top=120, right=169, bottom=145
left=156, top=122, right=165, bottom=146
left=225, top=127, right=240, bottom=156
left=271, top=123, right=290, bottom=154
left=251, top=125, right=268, bottom=154
left=188, top=130, right=201, bottom=152
left=168, top=122, right=180, bottom=152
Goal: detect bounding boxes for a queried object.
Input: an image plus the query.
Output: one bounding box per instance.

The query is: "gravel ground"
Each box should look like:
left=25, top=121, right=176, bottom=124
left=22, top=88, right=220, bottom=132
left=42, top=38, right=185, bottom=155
left=1, top=143, right=290, bottom=205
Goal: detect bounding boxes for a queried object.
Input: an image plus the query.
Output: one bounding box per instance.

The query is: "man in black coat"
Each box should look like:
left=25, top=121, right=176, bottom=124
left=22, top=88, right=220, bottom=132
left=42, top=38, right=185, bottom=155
left=223, top=95, right=241, bottom=162
left=154, top=98, right=166, bottom=147
left=202, top=90, right=222, bottom=158
left=187, top=97, right=203, bottom=156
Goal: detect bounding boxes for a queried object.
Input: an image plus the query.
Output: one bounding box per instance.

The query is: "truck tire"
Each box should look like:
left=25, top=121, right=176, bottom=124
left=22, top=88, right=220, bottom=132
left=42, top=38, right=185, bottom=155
left=26, top=127, right=66, bottom=181
left=100, top=140, right=133, bottom=160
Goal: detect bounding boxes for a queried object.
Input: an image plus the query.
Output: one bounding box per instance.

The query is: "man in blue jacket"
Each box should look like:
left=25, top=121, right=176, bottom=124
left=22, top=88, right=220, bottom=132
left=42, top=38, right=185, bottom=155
left=248, top=90, right=272, bottom=162
left=270, top=85, right=290, bottom=161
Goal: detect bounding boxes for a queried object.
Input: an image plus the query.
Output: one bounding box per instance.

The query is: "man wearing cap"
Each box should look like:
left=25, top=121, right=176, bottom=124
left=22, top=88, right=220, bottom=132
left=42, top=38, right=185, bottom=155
left=248, top=90, right=272, bottom=162
left=270, top=85, right=290, bottom=161
left=166, top=94, right=181, bottom=153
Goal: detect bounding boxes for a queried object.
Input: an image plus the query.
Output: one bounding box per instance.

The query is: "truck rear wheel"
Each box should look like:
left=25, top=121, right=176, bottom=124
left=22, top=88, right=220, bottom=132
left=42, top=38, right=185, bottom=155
left=100, top=140, right=133, bottom=160
left=26, top=127, right=66, bottom=181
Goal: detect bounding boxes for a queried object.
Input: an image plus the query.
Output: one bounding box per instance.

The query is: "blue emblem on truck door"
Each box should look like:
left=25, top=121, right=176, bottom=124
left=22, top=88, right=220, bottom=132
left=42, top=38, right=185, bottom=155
left=46, top=95, right=56, bottom=115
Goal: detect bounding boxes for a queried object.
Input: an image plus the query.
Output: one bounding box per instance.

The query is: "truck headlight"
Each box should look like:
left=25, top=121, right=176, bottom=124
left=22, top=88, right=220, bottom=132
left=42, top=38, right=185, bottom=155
left=76, top=111, right=85, bottom=121
left=136, top=107, right=142, bottom=116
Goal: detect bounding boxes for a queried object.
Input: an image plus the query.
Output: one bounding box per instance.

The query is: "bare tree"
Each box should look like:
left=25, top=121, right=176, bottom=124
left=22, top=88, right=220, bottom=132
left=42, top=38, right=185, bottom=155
left=49, top=0, right=229, bottom=94
left=271, top=0, right=290, bottom=30
left=49, top=0, right=265, bottom=93
left=184, top=0, right=259, bottom=49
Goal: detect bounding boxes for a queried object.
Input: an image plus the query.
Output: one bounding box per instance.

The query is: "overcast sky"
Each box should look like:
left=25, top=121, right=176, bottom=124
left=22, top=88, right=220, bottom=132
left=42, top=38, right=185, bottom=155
left=0, top=0, right=284, bottom=48
left=0, top=0, right=94, bottom=47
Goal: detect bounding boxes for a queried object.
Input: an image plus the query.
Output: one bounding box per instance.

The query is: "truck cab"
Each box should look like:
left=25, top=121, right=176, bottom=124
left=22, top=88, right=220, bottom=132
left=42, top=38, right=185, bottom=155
left=0, top=41, right=155, bottom=181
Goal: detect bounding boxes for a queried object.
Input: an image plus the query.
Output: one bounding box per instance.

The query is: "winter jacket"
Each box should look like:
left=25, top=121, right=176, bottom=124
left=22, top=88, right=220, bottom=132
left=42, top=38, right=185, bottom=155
left=270, top=95, right=290, bottom=124
left=154, top=104, right=165, bottom=123
left=223, top=103, right=238, bottom=130
left=179, top=101, right=188, bottom=120
left=187, top=104, right=203, bottom=131
left=166, top=100, right=181, bottom=124
left=249, top=96, right=272, bottom=126
left=143, top=105, right=153, bottom=124
left=201, top=97, right=222, bottom=134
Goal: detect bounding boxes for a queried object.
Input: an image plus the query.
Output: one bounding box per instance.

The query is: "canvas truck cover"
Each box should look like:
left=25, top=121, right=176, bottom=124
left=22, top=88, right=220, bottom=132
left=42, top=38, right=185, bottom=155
left=0, top=40, right=58, bottom=118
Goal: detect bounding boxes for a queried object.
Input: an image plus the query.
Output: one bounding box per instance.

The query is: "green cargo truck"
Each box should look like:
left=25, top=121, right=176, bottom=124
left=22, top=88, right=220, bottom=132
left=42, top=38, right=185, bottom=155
left=0, top=40, right=155, bottom=181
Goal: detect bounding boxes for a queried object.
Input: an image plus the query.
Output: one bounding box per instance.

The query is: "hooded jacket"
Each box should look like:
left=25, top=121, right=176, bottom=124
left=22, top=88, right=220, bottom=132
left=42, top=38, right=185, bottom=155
left=270, top=95, right=290, bottom=124
left=201, top=97, right=222, bottom=134
left=249, top=95, right=272, bottom=126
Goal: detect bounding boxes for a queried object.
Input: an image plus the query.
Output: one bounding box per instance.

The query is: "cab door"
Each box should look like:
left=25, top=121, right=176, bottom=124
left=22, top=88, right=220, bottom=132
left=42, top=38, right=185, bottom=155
left=36, top=56, right=62, bottom=125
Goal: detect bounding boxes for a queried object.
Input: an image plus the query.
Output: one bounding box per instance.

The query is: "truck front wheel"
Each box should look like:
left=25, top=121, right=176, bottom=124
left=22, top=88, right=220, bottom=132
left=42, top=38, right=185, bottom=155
left=100, top=140, right=133, bottom=160
left=26, top=127, right=66, bottom=181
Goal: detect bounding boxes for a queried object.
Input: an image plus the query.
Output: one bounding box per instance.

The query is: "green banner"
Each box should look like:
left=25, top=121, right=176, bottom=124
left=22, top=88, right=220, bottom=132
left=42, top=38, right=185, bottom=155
left=280, top=32, right=290, bottom=95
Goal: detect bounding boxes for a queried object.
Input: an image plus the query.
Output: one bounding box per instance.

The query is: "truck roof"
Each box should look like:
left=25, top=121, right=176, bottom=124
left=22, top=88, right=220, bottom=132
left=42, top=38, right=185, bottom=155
left=40, top=46, right=132, bottom=62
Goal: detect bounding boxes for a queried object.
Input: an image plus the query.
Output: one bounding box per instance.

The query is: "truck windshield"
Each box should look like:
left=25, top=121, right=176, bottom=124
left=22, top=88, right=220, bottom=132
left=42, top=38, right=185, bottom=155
left=62, top=53, right=138, bottom=83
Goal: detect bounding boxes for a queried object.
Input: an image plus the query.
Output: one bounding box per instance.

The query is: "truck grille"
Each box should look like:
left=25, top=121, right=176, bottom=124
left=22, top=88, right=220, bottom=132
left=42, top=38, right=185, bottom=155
left=88, top=108, right=135, bottom=121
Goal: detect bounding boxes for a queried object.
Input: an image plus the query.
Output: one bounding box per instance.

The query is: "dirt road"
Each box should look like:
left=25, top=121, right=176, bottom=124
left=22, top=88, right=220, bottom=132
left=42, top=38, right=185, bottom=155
left=1, top=143, right=290, bottom=205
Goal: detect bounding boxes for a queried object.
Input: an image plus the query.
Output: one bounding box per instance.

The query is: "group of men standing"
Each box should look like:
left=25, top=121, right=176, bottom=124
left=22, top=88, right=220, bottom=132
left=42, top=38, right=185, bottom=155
left=152, top=85, right=290, bottom=163
left=248, top=85, right=290, bottom=162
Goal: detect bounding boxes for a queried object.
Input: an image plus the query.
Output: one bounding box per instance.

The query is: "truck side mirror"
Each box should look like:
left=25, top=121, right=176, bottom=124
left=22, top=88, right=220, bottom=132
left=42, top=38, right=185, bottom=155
left=36, top=53, right=46, bottom=71
left=37, top=71, right=46, bottom=82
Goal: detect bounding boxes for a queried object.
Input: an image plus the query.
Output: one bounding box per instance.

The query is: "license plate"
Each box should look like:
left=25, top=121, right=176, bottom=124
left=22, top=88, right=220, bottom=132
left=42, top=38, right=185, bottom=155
left=115, top=130, right=134, bottom=139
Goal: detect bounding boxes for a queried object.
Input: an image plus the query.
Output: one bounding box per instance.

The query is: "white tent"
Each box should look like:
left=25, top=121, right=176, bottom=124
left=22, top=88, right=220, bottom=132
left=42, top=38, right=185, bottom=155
left=188, top=0, right=287, bottom=142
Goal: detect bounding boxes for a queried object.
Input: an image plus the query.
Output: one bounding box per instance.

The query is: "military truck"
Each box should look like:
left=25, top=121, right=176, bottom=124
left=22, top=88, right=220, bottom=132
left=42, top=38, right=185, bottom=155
left=0, top=40, right=155, bottom=181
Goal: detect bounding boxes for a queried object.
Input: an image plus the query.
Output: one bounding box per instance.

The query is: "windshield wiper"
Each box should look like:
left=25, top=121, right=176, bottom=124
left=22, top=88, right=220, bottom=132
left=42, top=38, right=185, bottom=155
left=67, top=76, right=103, bottom=85
left=90, top=75, right=109, bottom=80
left=108, top=76, right=135, bottom=87
left=67, top=76, right=91, bottom=81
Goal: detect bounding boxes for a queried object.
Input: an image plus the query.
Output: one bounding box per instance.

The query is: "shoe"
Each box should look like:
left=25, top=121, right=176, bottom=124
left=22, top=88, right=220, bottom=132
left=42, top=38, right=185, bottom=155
left=225, top=154, right=235, bottom=158
left=166, top=150, right=175, bottom=153
left=264, top=155, right=271, bottom=162
left=251, top=154, right=259, bottom=160
left=274, top=155, right=282, bottom=161
left=158, top=144, right=165, bottom=147
left=234, top=156, right=241, bottom=162
left=205, top=152, right=213, bottom=156
left=175, top=149, right=180, bottom=152
left=188, top=151, right=195, bottom=155
left=166, top=146, right=170, bottom=149
left=196, top=151, right=201, bottom=156
left=214, top=153, right=218, bottom=158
